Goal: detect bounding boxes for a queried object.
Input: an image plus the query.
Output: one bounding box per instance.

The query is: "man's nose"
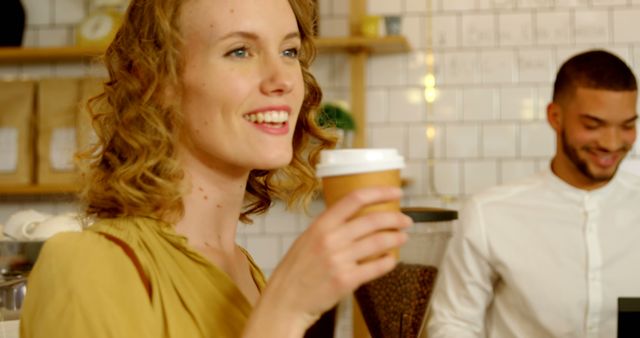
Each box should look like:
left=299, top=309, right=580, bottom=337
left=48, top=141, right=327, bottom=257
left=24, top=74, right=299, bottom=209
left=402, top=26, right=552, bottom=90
left=599, top=127, right=625, bottom=151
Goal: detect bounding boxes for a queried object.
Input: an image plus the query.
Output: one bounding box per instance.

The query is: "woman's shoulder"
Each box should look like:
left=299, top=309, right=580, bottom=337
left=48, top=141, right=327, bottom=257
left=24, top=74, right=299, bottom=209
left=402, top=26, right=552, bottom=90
left=35, top=230, right=141, bottom=278
left=22, top=231, right=157, bottom=338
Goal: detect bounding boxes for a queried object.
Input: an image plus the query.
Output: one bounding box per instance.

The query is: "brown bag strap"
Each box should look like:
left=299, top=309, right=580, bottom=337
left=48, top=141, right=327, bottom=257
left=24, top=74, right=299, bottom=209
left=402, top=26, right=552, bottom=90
left=96, top=232, right=152, bottom=298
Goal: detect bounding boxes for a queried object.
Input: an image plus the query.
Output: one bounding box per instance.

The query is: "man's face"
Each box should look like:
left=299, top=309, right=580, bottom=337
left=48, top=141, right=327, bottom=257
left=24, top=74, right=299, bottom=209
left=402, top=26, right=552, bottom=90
left=549, top=87, right=638, bottom=189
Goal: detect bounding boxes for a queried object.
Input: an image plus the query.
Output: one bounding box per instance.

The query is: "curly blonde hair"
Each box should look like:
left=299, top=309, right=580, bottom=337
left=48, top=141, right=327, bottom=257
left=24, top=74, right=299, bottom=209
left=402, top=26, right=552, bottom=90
left=78, top=0, right=335, bottom=223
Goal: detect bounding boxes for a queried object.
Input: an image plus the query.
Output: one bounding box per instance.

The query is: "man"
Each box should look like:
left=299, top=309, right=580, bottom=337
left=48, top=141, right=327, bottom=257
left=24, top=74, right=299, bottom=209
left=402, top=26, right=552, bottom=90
left=428, top=50, right=640, bottom=338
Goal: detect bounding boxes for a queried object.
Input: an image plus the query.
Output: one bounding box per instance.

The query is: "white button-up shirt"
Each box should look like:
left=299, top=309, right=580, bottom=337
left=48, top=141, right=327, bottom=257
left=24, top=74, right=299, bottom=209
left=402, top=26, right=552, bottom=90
left=428, top=167, right=640, bottom=338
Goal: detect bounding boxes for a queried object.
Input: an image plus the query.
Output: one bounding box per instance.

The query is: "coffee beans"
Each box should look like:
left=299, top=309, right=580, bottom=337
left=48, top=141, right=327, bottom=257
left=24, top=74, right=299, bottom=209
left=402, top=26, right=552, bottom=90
left=355, top=263, right=438, bottom=338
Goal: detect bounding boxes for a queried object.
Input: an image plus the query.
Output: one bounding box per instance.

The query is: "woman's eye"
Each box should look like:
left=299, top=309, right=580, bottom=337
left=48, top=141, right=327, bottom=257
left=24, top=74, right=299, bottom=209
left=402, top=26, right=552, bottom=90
left=282, top=48, right=299, bottom=59
left=226, top=47, right=249, bottom=58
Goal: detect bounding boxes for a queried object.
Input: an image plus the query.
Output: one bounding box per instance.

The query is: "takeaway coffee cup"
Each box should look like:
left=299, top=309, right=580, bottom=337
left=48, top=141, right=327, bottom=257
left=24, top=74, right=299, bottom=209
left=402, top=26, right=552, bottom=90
left=315, top=148, right=406, bottom=338
left=316, top=148, right=405, bottom=225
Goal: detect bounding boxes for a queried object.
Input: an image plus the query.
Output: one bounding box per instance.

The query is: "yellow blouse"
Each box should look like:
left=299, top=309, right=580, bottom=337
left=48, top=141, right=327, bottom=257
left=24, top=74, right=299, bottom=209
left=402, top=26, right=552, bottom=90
left=20, top=217, right=267, bottom=338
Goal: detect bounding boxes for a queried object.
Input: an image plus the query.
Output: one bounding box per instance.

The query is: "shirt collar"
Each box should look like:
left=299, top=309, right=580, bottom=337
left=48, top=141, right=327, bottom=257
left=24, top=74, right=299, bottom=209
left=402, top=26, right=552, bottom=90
left=542, top=162, right=619, bottom=202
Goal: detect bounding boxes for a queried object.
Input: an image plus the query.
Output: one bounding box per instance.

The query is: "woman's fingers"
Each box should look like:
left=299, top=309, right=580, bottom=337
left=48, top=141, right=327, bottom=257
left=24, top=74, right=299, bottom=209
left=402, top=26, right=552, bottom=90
left=351, top=252, right=398, bottom=285
left=303, top=210, right=411, bottom=264
left=321, top=211, right=411, bottom=254
left=314, top=186, right=403, bottom=230
left=327, top=252, right=399, bottom=292
left=341, top=211, right=412, bottom=243
left=263, top=186, right=410, bottom=322
left=338, top=227, right=408, bottom=265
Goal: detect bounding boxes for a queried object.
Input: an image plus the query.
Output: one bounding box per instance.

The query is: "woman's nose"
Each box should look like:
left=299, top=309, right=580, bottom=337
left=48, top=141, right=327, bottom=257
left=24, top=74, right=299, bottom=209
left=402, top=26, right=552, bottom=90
left=260, top=55, right=295, bottom=96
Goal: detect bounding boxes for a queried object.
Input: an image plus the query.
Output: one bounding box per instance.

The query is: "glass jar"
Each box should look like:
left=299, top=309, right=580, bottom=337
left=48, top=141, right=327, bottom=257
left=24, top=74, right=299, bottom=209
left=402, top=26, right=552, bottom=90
left=354, top=207, right=457, bottom=338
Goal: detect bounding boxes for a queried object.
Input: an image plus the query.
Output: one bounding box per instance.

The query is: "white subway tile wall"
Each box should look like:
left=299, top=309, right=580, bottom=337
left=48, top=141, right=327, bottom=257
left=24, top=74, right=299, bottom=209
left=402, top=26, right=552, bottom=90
left=407, top=125, right=429, bottom=159
left=364, top=88, right=388, bottom=123
left=482, top=123, right=518, bottom=158
left=407, top=51, right=429, bottom=86
left=462, top=88, right=497, bottom=121
left=463, top=160, right=498, bottom=194
left=367, top=53, right=407, bottom=86
left=2, top=1, right=640, bottom=337
left=446, top=124, right=480, bottom=158
left=367, top=0, right=402, bottom=15
left=330, top=0, right=349, bottom=16
left=480, top=50, right=516, bottom=83
left=433, top=161, right=462, bottom=195
left=388, top=87, right=426, bottom=122
left=403, top=160, right=428, bottom=196
left=37, top=27, right=71, bottom=47
left=498, top=12, right=533, bottom=46
left=431, top=15, right=459, bottom=48
left=403, top=15, right=425, bottom=50
left=54, top=0, right=86, bottom=25
left=501, top=159, right=538, bottom=184
left=536, top=11, right=572, bottom=45
left=318, top=17, right=349, bottom=37
left=368, top=125, right=407, bottom=154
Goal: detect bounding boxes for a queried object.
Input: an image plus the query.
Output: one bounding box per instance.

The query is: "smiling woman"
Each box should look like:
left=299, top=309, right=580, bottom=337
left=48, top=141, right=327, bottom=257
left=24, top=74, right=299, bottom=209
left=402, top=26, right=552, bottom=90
left=19, top=0, right=412, bottom=338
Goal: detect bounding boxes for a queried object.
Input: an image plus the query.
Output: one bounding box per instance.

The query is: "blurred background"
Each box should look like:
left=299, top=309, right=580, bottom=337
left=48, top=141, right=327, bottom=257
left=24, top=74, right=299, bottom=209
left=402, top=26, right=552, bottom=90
left=1, top=0, right=640, bottom=336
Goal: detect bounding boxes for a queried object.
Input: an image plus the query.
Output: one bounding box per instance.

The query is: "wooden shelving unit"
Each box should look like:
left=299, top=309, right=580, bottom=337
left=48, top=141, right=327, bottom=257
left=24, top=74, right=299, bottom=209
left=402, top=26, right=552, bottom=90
left=0, top=46, right=104, bottom=63
left=0, top=0, right=411, bottom=205
left=316, top=35, right=410, bottom=54
left=0, top=184, right=78, bottom=196
left=0, top=36, right=409, bottom=64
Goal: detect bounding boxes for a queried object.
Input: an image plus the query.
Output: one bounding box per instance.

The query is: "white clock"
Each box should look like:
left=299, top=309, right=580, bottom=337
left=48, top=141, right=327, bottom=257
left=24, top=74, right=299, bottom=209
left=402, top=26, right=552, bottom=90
left=76, top=6, right=123, bottom=48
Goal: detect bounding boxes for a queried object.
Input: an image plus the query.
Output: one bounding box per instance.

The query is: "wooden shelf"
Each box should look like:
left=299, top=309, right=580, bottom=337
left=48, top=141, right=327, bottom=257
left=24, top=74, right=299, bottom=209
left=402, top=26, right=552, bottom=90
left=315, top=35, right=410, bottom=54
left=0, top=35, right=410, bottom=64
left=0, top=34, right=411, bottom=197
left=0, top=184, right=78, bottom=196
left=0, top=46, right=104, bottom=63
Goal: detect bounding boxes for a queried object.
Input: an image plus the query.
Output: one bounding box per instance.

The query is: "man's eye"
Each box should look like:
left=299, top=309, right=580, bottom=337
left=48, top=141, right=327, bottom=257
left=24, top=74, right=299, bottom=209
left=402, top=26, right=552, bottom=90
left=226, top=47, right=249, bottom=58
left=282, top=48, right=299, bottom=58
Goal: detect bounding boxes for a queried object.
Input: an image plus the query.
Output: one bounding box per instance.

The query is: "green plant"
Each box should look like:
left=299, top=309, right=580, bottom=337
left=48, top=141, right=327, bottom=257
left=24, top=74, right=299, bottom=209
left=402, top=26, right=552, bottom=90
left=316, top=102, right=356, bottom=131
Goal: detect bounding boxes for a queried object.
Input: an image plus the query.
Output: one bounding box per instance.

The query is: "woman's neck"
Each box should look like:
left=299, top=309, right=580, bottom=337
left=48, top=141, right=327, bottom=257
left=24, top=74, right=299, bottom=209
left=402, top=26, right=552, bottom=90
left=174, top=156, right=250, bottom=253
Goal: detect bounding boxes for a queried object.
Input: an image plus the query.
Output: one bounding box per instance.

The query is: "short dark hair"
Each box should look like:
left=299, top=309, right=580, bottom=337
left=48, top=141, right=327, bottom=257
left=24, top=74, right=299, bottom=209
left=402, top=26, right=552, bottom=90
left=553, top=50, right=637, bottom=103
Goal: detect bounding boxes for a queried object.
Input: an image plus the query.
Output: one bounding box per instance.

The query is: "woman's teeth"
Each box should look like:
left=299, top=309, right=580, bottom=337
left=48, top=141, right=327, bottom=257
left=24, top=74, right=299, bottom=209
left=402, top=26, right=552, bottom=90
left=243, top=111, right=288, bottom=124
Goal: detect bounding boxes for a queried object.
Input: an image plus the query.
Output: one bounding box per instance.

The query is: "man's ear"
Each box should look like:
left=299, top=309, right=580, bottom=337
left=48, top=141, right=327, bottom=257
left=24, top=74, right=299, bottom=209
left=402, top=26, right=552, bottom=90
left=547, top=102, right=562, bottom=132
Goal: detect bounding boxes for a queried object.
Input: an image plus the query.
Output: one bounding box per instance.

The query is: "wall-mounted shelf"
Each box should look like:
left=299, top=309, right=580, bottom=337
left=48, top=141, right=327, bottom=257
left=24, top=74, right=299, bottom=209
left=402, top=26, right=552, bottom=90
left=316, top=35, right=410, bottom=54
left=0, top=46, right=104, bottom=63
left=0, top=35, right=410, bottom=64
left=0, top=184, right=78, bottom=196
left=0, top=35, right=410, bottom=197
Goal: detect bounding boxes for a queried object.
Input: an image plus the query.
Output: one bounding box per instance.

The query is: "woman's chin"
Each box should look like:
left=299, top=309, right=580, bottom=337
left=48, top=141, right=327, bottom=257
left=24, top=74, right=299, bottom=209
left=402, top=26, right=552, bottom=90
left=253, top=153, right=294, bottom=170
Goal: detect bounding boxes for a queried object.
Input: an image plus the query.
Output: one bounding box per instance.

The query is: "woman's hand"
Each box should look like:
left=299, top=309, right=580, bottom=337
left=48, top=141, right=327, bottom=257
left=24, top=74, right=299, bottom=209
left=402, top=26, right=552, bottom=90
left=243, top=186, right=412, bottom=338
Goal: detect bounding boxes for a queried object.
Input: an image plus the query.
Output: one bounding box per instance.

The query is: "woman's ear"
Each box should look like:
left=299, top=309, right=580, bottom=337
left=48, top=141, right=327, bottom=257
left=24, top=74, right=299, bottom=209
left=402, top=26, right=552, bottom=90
left=547, top=102, right=563, bottom=132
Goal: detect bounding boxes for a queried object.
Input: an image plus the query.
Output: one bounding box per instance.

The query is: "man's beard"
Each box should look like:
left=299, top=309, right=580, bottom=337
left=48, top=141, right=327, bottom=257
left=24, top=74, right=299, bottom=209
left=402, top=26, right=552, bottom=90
left=561, top=130, right=625, bottom=184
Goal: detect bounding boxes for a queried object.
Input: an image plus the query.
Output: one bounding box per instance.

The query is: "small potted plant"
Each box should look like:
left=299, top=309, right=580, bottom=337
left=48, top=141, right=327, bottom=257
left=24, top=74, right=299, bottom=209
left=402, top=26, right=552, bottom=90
left=316, top=101, right=356, bottom=148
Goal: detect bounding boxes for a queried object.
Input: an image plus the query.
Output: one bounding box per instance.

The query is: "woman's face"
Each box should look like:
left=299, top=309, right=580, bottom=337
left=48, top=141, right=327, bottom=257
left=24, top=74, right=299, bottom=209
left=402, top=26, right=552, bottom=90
left=177, top=0, right=304, bottom=174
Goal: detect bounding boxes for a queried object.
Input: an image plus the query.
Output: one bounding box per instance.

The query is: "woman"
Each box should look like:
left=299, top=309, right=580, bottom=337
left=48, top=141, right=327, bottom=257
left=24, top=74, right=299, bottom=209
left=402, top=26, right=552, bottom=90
left=20, top=0, right=410, bottom=337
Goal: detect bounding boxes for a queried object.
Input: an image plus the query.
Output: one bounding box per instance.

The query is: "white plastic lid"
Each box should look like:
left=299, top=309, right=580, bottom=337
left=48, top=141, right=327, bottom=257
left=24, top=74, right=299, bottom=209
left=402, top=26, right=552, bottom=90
left=316, top=148, right=405, bottom=178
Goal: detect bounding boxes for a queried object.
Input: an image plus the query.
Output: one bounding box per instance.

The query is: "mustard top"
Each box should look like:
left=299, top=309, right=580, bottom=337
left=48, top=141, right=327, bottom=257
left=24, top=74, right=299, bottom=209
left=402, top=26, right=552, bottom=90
left=20, top=217, right=267, bottom=338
